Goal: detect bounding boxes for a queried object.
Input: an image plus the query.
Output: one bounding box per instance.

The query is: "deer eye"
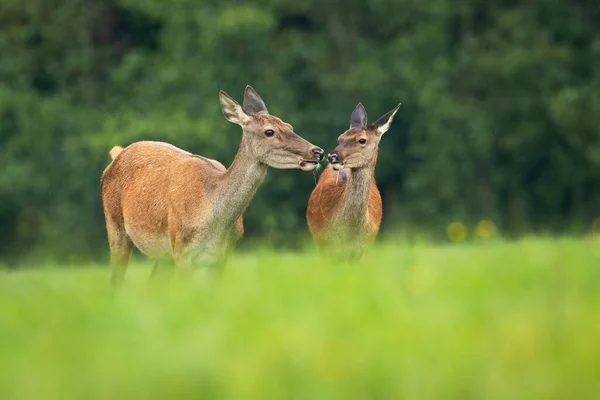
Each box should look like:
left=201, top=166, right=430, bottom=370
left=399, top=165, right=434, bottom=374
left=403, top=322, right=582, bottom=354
left=264, top=129, right=275, bottom=137
left=358, top=138, right=367, bottom=144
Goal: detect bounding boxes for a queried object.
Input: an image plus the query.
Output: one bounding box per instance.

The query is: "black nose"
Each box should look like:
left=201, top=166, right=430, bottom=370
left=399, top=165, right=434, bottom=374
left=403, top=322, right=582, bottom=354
left=313, top=148, right=324, bottom=161
left=327, top=152, right=339, bottom=163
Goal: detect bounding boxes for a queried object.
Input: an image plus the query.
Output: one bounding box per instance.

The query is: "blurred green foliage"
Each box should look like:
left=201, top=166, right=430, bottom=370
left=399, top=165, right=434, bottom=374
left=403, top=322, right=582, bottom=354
left=1, top=0, right=600, bottom=262
left=1, top=239, right=600, bottom=398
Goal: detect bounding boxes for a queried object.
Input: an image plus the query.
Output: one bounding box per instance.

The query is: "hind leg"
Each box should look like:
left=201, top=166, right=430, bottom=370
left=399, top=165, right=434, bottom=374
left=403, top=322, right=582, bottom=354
left=106, top=220, right=133, bottom=286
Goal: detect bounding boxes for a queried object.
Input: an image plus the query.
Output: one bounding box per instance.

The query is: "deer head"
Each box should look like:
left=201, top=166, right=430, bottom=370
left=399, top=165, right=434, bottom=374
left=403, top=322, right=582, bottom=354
left=219, top=86, right=324, bottom=171
left=327, top=102, right=401, bottom=171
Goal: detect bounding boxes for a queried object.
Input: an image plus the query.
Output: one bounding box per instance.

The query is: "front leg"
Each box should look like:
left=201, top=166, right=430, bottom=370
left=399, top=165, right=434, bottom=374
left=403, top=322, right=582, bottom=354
left=173, top=243, right=227, bottom=280
left=171, top=222, right=232, bottom=279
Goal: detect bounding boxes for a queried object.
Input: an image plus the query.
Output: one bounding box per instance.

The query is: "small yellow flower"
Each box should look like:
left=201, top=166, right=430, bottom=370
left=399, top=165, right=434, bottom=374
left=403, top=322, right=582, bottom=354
left=447, top=222, right=468, bottom=242
left=475, top=220, right=496, bottom=239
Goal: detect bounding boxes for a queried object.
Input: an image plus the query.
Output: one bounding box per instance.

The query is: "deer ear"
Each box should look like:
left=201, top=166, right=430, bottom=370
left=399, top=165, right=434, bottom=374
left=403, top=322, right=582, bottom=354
left=350, top=102, right=368, bottom=129
left=243, top=85, right=269, bottom=115
left=220, top=90, right=250, bottom=126
left=371, top=103, right=401, bottom=135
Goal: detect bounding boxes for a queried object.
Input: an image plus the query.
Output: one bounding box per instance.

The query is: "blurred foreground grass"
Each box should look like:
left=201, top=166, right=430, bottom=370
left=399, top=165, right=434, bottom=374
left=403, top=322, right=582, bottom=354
left=1, top=238, right=599, bottom=399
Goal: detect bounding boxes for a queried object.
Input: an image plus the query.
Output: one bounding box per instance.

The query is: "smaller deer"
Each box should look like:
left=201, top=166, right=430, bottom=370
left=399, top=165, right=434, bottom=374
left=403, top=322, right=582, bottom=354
left=306, top=102, right=401, bottom=259
left=102, top=86, right=324, bottom=284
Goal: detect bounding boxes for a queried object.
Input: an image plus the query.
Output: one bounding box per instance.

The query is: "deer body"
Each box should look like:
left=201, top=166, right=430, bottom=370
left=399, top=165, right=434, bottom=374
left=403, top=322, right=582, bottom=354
left=307, top=165, right=382, bottom=252
left=103, top=141, right=247, bottom=262
left=102, top=87, right=323, bottom=283
left=307, top=102, right=400, bottom=258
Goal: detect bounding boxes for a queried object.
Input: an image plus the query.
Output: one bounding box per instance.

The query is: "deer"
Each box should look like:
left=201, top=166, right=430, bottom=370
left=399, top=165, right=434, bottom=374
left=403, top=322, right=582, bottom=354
left=101, top=86, right=324, bottom=284
left=306, top=102, right=401, bottom=260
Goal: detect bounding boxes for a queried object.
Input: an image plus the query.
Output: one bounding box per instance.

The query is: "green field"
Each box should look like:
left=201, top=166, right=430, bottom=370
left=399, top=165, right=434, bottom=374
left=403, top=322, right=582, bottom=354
left=1, top=238, right=599, bottom=399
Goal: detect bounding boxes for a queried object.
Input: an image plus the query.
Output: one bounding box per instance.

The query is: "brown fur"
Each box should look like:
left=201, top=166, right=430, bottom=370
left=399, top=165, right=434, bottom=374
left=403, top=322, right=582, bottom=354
left=102, top=86, right=323, bottom=284
left=306, top=102, right=400, bottom=259
left=307, top=165, right=382, bottom=246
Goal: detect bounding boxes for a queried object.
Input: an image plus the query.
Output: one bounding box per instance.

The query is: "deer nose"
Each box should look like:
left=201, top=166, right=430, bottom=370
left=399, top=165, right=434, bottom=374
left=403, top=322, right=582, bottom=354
left=312, top=148, right=324, bottom=161
left=327, top=152, right=339, bottom=163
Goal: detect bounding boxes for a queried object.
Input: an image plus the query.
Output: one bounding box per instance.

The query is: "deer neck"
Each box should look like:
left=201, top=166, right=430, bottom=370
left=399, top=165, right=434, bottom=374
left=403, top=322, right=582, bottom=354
left=339, top=162, right=375, bottom=226
left=214, top=138, right=267, bottom=227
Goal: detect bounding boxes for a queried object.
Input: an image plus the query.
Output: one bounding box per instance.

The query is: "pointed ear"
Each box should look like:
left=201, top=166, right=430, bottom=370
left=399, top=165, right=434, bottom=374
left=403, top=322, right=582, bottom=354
left=371, top=103, right=401, bottom=135
left=220, top=90, right=250, bottom=126
left=242, top=85, right=269, bottom=115
left=350, top=103, right=368, bottom=129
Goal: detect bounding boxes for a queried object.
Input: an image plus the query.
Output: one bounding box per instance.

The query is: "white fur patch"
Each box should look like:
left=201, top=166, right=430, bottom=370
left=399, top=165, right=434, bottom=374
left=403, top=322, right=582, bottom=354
left=377, top=108, right=399, bottom=135
left=125, top=225, right=171, bottom=259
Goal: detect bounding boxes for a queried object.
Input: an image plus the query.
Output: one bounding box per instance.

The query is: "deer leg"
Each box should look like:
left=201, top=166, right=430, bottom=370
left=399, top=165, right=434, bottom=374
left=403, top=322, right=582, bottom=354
left=174, top=248, right=226, bottom=281
left=150, top=260, right=160, bottom=278
left=170, top=228, right=196, bottom=279
left=172, top=229, right=227, bottom=280
left=107, top=222, right=133, bottom=286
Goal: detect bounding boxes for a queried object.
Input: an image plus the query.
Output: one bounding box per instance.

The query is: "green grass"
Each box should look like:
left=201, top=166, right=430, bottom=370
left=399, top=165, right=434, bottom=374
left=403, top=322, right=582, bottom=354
left=1, top=238, right=599, bottom=399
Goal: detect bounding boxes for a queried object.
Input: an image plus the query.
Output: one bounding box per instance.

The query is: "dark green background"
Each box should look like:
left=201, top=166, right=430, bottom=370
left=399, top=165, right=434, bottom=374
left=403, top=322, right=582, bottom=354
left=1, top=0, right=599, bottom=263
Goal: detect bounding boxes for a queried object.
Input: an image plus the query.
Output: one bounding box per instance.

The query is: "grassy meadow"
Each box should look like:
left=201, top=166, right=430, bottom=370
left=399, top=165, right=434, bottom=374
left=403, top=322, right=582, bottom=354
left=1, top=238, right=599, bottom=399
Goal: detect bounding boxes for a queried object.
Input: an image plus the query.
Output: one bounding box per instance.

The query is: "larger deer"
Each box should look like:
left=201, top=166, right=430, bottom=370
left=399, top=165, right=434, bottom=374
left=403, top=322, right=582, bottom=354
left=102, top=86, right=324, bottom=284
left=306, top=102, right=401, bottom=259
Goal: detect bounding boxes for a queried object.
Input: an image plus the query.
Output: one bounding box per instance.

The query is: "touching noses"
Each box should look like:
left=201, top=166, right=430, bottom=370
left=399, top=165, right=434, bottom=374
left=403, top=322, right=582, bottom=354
left=327, top=152, right=339, bottom=163
left=312, top=147, right=325, bottom=161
